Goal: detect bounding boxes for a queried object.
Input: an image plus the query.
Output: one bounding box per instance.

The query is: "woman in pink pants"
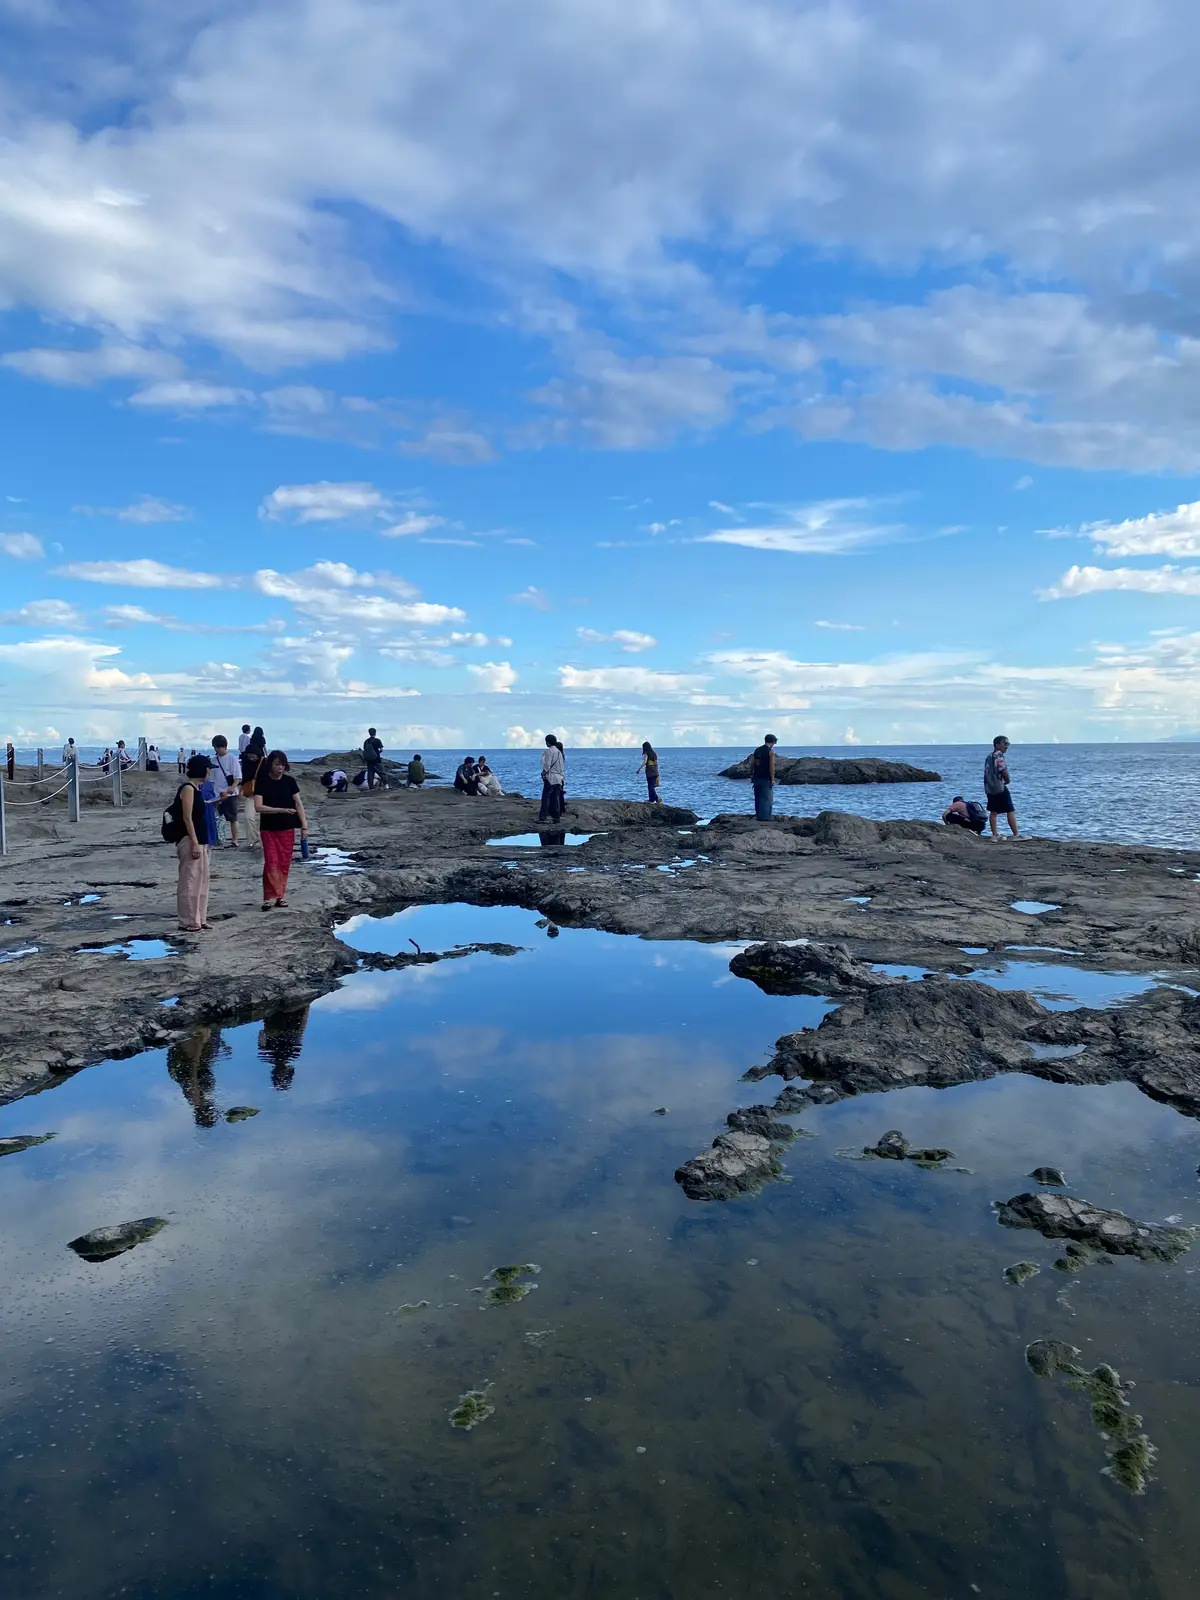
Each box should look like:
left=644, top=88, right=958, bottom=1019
left=253, top=750, right=308, bottom=909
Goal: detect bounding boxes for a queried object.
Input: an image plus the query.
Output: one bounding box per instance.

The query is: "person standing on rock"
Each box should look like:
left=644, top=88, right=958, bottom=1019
left=239, top=730, right=266, bottom=851
left=177, top=746, right=186, bottom=774
left=984, top=735, right=1019, bottom=840
left=210, top=736, right=242, bottom=849
left=253, top=749, right=308, bottom=909
left=638, top=742, right=661, bottom=803
left=363, top=727, right=385, bottom=790
left=238, top=724, right=252, bottom=755
left=174, top=753, right=216, bottom=932
left=146, top=743, right=160, bottom=772
left=750, top=734, right=777, bottom=820
left=539, top=733, right=565, bottom=823
left=62, top=737, right=76, bottom=766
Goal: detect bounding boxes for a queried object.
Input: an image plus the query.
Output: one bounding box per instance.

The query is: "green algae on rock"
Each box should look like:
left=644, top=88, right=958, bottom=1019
left=481, top=1263, right=540, bottom=1305
left=68, top=1217, right=169, bottom=1263
left=449, top=1384, right=495, bottom=1430
left=0, top=1132, right=55, bottom=1158
left=1026, top=1340, right=1157, bottom=1494
left=1030, top=1166, right=1067, bottom=1186
left=997, top=1191, right=1195, bottom=1264
left=1004, top=1261, right=1040, bottom=1286
left=224, top=1106, right=260, bottom=1123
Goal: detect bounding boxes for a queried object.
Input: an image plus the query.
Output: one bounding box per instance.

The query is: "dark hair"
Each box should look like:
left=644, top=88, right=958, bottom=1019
left=185, top=754, right=209, bottom=779
left=764, top=733, right=778, bottom=745
left=555, top=739, right=564, bottom=751
left=413, top=753, right=421, bottom=760
left=477, top=755, right=486, bottom=762
left=265, top=749, right=290, bottom=772
left=952, top=795, right=964, bottom=803
left=545, top=733, right=557, bottom=746
left=241, top=724, right=251, bottom=733
left=642, top=741, right=655, bottom=754
left=368, top=727, right=377, bottom=737
left=993, top=734, right=1008, bottom=748
left=212, top=735, right=228, bottom=750
left=252, top=726, right=265, bottom=740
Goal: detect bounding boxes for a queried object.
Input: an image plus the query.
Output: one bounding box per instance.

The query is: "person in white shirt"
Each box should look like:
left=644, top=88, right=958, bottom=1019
left=238, top=724, right=252, bottom=755
left=476, top=760, right=504, bottom=797
left=210, top=735, right=242, bottom=847
left=539, top=733, right=564, bottom=822
left=61, top=738, right=76, bottom=765
left=146, top=744, right=160, bottom=772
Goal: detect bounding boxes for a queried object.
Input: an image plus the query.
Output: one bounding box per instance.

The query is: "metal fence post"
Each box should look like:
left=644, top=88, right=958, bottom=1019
left=0, top=774, right=7, bottom=856
left=37, top=747, right=44, bottom=780
left=68, top=757, right=80, bottom=823
left=137, top=736, right=148, bottom=771
left=112, top=755, right=122, bottom=808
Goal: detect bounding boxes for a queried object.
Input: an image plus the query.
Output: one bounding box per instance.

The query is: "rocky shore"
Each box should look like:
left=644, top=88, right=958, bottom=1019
left=2, top=757, right=1200, bottom=1107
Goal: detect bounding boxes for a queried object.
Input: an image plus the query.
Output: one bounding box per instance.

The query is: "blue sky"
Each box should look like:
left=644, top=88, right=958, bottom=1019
left=3, top=0, right=1200, bottom=750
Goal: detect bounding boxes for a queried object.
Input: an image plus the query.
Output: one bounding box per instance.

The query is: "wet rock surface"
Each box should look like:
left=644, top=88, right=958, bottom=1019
left=718, top=756, right=941, bottom=784
left=996, top=1191, right=1195, bottom=1263
left=68, top=1217, right=169, bottom=1263
left=729, top=940, right=898, bottom=997
left=356, top=941, right=522, bottom=971
left=675, top=1130, right=784, bottom=1201
left=1030, top=1166, right=1067, bottom=1186
left=3, top=762, right=1200, bottom=1107
left=0, top=1133, right=55, bottom=1157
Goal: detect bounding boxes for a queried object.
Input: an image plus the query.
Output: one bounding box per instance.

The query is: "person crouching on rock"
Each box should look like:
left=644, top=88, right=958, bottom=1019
left=406, top=754, right=426, bottom=787
left=254, top=750, right=308, bottom=910
left=454, top=755, right=479, bottom=794
left=476, top=759, right=504, bottom=796
left=750, top=734, right=777, bottom=820
left=942, top=796, right=987, bottom=836
left=175, top=754, right=217, bottom=932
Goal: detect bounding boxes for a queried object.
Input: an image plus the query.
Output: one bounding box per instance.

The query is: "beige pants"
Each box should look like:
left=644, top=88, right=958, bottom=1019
left=176, top=839, right=211, bottom=928
left=242, top=793, right=261, bottom=847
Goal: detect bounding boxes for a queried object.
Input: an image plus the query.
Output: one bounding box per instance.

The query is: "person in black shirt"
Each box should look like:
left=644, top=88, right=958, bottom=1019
left=749, top=734, right=777, bottom=820
left=253, top=750, right=308, bottom=909
left=363, top=727, right=385, bottom=789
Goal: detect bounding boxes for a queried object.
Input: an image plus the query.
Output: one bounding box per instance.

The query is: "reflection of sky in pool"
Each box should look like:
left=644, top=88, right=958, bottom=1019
left=76, top=938, right=176, bottom=961
left=3, top=903, right=1200, bottom=1598
left=486, top=831, right=600, bottom=848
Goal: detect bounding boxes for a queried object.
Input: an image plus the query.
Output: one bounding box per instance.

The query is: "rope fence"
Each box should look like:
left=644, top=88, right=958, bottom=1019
left=0, top=756, right=131, bottom=855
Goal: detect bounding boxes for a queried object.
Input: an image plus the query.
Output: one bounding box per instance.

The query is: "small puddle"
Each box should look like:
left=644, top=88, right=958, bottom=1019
left=63, top=893, right=104, bottom=906
left=962, top=960, right=1157, bottom=1011
left=1026, top=1042, right=1089, bottom=1061
left=486, top=832, right=600, bottom=848
left=0, top=945, right=39, bottom=964
left=77, top=938, right=177, bottom=961
left=960, top=946, right=989, bottom=955
left=844, top=896, right=872, bottom=905
left=1011, top=900, right=1060, bottom=915
left=308, top=847, right=362, bottom=876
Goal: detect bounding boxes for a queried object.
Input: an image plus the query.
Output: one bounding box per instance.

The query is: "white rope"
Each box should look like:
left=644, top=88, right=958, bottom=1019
left=5, top=778, right=72, bottom=805
left=4, top=764, right=69, bottom=786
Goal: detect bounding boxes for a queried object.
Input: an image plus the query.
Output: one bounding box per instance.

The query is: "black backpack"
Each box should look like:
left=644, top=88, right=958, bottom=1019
left=161, top=783, right=194, bottom=844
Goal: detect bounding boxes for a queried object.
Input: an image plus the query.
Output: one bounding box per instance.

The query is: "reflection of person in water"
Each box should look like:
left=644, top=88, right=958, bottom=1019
left=167, top=1027, right=229, bottom=1127
left=257, top=1004, right=311, bottom=1091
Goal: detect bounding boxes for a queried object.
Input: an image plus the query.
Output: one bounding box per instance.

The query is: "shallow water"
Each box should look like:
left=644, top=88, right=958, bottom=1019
left=3, top=906, right=1200, bottom=1598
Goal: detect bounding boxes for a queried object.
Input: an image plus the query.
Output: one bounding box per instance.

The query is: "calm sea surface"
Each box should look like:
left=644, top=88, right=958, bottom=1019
left=3, top=904, right=1200, bottom=1597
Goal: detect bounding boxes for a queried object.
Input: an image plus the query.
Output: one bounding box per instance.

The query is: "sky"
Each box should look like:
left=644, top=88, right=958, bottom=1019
left=3, top=0, right=1200, bottom=751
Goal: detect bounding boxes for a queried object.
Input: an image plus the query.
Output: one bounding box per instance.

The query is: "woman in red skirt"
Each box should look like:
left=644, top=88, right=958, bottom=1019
left=252, top=750, right=308, bottom=909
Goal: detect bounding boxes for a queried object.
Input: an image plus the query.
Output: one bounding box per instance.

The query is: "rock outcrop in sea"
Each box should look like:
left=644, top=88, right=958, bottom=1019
left=718, top=755, right=941, bottom=784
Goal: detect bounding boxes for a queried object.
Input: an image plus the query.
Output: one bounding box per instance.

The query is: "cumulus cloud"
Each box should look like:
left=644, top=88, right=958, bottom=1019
left=252, top=564, right=464, bottom=626
left=703, top=499, right=903, bottom=555
left=0, top=532, right=44, bottom=560
left=259, top=481, right=395, bottom=524
left=576, top=627, right=657, bottom=652
left=559, top=664, right=710, bottom=697
left=0, top=599, right=86, bottom=628
left=1051, top=500, right=1200, bottom=559
left=54, top=558, right=229, bottom=588
left=0, top=636, right=159, bottom=693
left=1040, top=565, right=1200, bottom=600
left=467, top=660, right=517, bottom=693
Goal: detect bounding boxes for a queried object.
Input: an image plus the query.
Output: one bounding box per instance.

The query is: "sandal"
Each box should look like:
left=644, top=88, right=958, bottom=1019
left=261, top=903, right=273, bottom=912
left=178, top=924, right=202, bottom=933
left=276, top=898, right=289, bottom=908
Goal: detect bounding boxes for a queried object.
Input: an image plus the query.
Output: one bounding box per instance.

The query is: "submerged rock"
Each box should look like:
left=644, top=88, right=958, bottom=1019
left=480, top=1263, right=539, bottom=1305
left=729, top=940, right=898, bottom=997
left=0, top=1132, right=55, bottom=1158
left=449, top=1384, right=495, bottom=1430
left=1004, top=1261, right=1041, bottom=1286
left=867, top=1129, right=910, bottom=1160
left=1030, top=1166, right=1067, bottom=1186
left=996, top=1191, right=1195, bottom=1263
left=675, top=1130, right=782, bottom=1201
left=1026, top=1341, right=1156, bottom=1494
left=726, top=1104, right=798, bottom=1142
left=718, top=755, right=941, bottom=785
left=358, top=941, right=522, bottom=971
left=68, top=1217, right=168, bottom=1263
left=224, top=1106, right=260, bottom=1123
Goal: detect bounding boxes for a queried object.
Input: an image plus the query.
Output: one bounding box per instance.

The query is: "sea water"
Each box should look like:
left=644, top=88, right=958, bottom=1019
left=3, top=905, right=1200, bottom=1598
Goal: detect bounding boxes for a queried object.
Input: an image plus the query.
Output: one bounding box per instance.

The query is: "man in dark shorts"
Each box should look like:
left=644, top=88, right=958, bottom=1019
left=983, top=735, right=1019, bottom=839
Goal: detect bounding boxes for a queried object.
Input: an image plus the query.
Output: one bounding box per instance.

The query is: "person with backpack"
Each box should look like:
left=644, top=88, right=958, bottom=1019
left=749, top=734, right=777, bottom=820
left=363, top=727, right=385, bottom=789
left=637, top=742, right=661, bottom=803
left=165, top=754, right=217, bottom=931
left=984, top=735, right=1020, bottom=840
left=239, top=727, right=266, bottom=849
left=942, top=796, right=987, bottom=836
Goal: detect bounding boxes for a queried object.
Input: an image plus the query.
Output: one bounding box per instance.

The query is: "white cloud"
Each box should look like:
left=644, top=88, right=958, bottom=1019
left=0, top=599, right=86, bottom=628
left=576, top=627, right=658, bottom=652
left=129, top=381, right=254, bottom=410
left=1040, top=564, right=1200, bottom=600
left=54, top=558, right=229, bottom=589
left=510, top=586, right=550, bottom=610
left=1055, top=500, right=1200, bottom=559
left=380, top=512, right=447, bottom=538
left=0, top=636, right=158, bottom=692
left=0, top=532, right=44, bottom=560
left=1, top=345, right=181, bottom=386
left=703, top=499, right=903, bottom=555
left=74, top=494, right=192, bottom=524
left=504, top=724, right=638, bottom=749
left=398, top=425, right=495, bottom=465
left=559, top=664, right=710, bottom=697
left=814, top=619, right=865, bottom=631
left=102, top=604, right=283, bottom=634
left=252, top=565, right=464, bottom=626
left=467, top=660, right=517, bottom=693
